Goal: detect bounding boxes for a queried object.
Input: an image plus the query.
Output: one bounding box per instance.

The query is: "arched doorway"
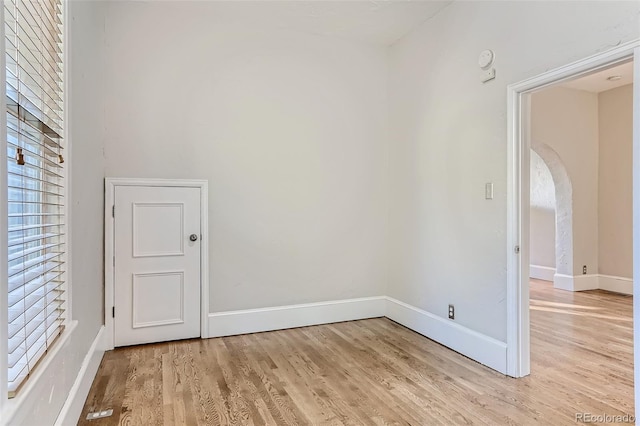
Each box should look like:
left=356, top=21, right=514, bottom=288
left=530, top=144, right=573, bottom=283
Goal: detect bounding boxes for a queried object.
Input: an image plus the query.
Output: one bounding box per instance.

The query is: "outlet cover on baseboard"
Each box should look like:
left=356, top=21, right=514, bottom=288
left=87, top=409, right=113, bottom=420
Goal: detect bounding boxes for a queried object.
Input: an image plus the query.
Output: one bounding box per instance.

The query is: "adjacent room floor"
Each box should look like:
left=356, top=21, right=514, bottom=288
left=79, top=280, right=633, bottom=425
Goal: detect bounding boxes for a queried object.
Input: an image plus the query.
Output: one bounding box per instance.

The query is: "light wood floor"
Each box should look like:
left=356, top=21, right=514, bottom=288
left=79, top=280, right=633, bottom=425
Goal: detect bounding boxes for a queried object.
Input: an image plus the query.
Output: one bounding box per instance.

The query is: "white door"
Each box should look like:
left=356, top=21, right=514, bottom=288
left=114, top=185, right=201, bottom=347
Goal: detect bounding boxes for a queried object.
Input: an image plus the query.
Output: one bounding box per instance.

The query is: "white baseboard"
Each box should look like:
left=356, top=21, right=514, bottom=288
left=554, top=273, right=599, bottom=291
left=530, top=265, right=555, bottom=281
left=384, top=297, right=507, bottom=374
left=553, top=273, right=632, bottom=294
left=553, top=273, right=574, bottom=291
left=598, top=275, right=633, bottom=295
left=54, top=326, right=107, bottom=426
left=209, top=296, right=508, bottom=375
left=208, top=296, right=386, bottom=338
left=571, top=274, right=600, bottom=291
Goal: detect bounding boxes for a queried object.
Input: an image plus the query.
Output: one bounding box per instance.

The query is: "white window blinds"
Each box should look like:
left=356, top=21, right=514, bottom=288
left=4, top=0, right=65, bottom=397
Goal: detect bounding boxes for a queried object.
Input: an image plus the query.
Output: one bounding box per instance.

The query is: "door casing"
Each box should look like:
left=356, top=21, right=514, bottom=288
left=506, top=39, right=639, bottom=406
left=105, top=178, right=209, bottom=350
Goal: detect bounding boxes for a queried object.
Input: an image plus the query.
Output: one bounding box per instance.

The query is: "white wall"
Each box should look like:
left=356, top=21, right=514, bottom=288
left=102, top=2, right=389, bottom=312
left=531, top=87, right=600, bottom=277
left=4, top=1, right=106, bottom=425
left=599, top=84, right=633, bottom=279
left=530, top=150, right=555, bottom=269
left=68, top=0, right=106, bottom=367
left=388, top=1, right=640, bottom=342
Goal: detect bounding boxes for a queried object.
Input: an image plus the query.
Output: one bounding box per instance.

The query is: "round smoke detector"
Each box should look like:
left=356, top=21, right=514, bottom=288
left=478, top=50, right=495, bottom=69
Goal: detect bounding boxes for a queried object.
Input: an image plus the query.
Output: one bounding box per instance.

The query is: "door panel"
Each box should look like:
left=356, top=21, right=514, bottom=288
left=132, top=271, right=184, bottom=328
left=132, top=203, right=185, bottom=257
left=114, top=186, right=201, bottom=347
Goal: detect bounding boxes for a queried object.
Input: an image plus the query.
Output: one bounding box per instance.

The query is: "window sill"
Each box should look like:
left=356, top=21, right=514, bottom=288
left=1, top=320, right=78, bottom=426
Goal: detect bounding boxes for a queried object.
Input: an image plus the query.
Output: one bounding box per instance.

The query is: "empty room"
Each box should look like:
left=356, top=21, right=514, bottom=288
left=1, top=1, right=639, bottom=425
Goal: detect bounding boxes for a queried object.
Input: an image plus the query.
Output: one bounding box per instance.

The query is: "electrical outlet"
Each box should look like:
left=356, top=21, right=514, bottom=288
left=583, top=265, right=587, bottom=275
left=448, top=304, right=455, bottom=320
left=87, top=409, right=113, bottom=420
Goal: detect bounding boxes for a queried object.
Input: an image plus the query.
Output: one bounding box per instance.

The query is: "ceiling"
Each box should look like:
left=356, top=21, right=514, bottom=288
left=198, top=0, right=453, bottom=46
left=560, top=61, right=634, bottom=93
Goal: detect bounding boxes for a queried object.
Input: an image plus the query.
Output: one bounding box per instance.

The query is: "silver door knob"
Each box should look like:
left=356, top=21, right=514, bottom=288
left=189, top=234, right=198, bottom=242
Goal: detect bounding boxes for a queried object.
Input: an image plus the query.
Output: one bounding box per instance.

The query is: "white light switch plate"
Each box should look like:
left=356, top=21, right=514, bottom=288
left=485, top=183, right=494, bottom=200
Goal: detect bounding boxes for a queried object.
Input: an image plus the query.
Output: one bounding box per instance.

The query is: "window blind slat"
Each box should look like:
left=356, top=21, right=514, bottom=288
left=8, top=321, right=64, bottom=396
left=8, top=275, right=62, bottom=312
left=9, top=161, right=62, bottom=179
left=9, top=295, right=63, bottom=344
left=8, top=260, right=61, bottom=292
left=8, top=287, right=62, bottom=326
left=9, top=223, right=63, bottom=233
left=6, top=90, right=62, bottom=139
left=8, top=143, right=63, bottom=170
left=10, top=130, right=63, bottom=154
left=19, top=1, right=63, bottom=53
left=8, top=212, right=63, bottom=218
left=14, top=5, right=63, bottom=92
left=9, top=186, right=64, bottom=197
left=8, top=243, right=63, bottom=264
left=8, top=113, right=63, bottom=154
left=20, top=1, right=62, bottom=50
left=7, top=129, right=61, bottom=159
left=8, top=232, right=62, bottom=247
left=9, top=298, right=63, bottom=356
left=8, top=253, right=63, bottom=279
left=8, top=172, right=63, bottom=188
left=13, top=49, right=63, bottom=111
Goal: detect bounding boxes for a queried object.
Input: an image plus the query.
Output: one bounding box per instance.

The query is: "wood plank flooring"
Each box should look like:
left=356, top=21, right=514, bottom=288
left=79, top=280, right=633, bottom=425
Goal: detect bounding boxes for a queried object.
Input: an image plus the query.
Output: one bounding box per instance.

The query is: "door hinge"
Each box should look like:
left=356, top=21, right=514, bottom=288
left=112, top=205, right=115, bottom=218
left=514, top=245, right=520, bottom=254
left=112, top=306, right=115, bottom=318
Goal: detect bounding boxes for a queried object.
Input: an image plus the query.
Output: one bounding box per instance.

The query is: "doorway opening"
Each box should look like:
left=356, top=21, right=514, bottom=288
left=506, top=42, right=639, bottom=417
left=525, top=61, right=635, bottom=416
